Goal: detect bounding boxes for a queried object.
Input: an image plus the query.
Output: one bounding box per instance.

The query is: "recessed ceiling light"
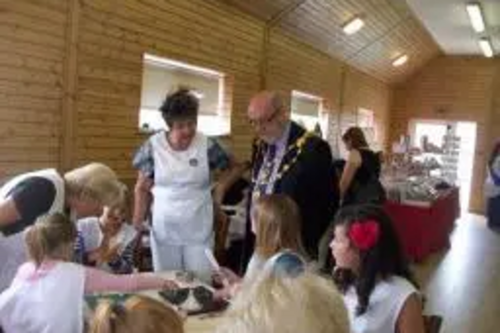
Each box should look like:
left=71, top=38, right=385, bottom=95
left=392, top=55, right=408, bottom=67
left=479, top=38, right=494, bottom=58
left=342, top=17, right=365, bottom=35
left=466, top=2, right=485, bottom=33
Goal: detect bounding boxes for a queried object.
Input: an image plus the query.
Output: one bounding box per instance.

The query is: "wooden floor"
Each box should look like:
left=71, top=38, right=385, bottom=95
left=414, top=214, right=500, bottom=333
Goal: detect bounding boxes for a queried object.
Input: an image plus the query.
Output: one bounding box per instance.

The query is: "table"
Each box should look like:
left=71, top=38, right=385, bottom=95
left=140, top=272, right=224, bottom=333
left=86, top=272, right=225, bottom=333
left=384, top=188, right=460, bottom=262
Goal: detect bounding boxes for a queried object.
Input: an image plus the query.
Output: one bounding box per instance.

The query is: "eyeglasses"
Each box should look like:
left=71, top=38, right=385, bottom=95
left=248, top=108, right=281, bottom=128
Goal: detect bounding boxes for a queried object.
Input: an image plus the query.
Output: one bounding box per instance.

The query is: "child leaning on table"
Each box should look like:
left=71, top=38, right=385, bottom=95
left=90, top=295, right=184, bottom=333
left=0, top=213, right=177, bottom=333
left=75, top=205, right=137, bottom=274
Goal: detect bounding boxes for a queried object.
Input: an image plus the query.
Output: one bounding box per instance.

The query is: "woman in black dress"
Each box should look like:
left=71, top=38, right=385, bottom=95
left=339, top=127, right=385, bottom=206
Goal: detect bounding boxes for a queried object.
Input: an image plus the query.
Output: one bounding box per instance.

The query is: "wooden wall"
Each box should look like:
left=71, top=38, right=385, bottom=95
left=266, top=33, right=392, bottom=154
left=0, top=0, right=392, bottom=184
left=342, top=67, right=392, bottom=151
left=266, top=31, right=343, bottom=153
left=76, top=0, right=263, bottom=180
left=390, top=56, right=500, bottom=213
left=0, top=0, right=68, bottom=178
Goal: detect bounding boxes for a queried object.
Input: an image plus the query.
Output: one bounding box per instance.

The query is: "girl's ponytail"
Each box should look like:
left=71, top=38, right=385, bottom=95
left=91, top=302, right=128, bottom=333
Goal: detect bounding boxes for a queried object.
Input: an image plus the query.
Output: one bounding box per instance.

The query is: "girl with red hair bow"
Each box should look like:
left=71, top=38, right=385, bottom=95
left=329, top=205, right=425, bottom=333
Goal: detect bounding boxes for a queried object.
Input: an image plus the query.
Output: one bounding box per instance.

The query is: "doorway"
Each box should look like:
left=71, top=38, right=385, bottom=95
left=409, top=119, right=477, bottom=213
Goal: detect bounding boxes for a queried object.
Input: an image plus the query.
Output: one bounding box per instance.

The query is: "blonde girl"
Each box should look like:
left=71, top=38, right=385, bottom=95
left=0, top=213, right=176, bottom=333
left=216, top=251, right=349, bottom=333
left=90, top=295, right=183, bottom=333
left=214, top=194, right=305, bottom=296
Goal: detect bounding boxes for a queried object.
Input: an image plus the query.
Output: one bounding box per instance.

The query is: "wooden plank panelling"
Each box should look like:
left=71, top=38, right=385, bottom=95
left=219, top=0, right=299, bottom=22
left=342, top=67, right=391, bottom=151
left=217, top=0, right=442, bottom=84
left=0, top=0, right=67, bottom=180
left=267, top=31, right=343, bottom=153
left=76, top=0, right=264, bottom=178
left=390, top=56, right=499, bottom=213
left=0, top=0, right=393, bottom=186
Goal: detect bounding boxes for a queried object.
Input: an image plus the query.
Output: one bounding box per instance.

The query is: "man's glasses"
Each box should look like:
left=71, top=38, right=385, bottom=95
left=248, top=108, right=281, bottom=128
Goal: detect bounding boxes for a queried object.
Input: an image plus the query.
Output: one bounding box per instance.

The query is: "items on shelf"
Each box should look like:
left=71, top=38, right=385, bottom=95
left=385, top=129, right=459, bottom=207
left=383, top=176, right=453, bottom=206
left=440, top=130, right=460, bottom=184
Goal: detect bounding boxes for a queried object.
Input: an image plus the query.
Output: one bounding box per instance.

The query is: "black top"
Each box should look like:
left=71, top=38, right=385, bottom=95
left=355, top=149, right=382, bottom=184
left=247, top=121, right=339, bottom=259
left=343, top=149, right=385, bottom=206
left=0, top=177, right=56, bottom=236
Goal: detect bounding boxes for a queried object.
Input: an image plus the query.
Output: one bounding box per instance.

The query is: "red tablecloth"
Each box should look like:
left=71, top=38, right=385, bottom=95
left=384, top=188, right=460, bottom=262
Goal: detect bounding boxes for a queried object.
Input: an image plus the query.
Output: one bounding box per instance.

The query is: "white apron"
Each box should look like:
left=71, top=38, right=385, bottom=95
left=0, top=169, right=65, bottom=292
left=0, top=262, right=85, bottom=333
left=150, top=132, right=213, bottom=245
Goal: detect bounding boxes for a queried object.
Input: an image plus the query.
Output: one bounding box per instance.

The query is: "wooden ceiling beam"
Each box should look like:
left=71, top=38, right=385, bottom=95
left=267, top=0, right=308, bottom=28
left=347, top=13, right=412, bottom=61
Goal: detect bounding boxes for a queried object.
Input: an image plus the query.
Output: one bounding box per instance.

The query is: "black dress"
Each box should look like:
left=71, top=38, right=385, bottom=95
left=343, top=149, right=385, bottom=206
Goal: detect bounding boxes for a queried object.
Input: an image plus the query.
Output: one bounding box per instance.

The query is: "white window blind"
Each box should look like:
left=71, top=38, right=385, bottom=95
left=291, top=91, right=324, bottom=134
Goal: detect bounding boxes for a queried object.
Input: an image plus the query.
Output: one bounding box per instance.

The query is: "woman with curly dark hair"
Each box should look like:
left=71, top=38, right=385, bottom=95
left=132, top=87, right=243, bottom=282
left=329, top=205, right=425, bottom=333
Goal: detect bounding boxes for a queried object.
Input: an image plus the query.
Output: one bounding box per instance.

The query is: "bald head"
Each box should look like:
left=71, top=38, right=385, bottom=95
left=248, top=91, right=289, bottom=143
left=248, top=91, right=284, bottom=120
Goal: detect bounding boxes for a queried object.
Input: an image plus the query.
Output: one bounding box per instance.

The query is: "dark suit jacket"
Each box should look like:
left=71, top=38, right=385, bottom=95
left=246, top=121, right=339, bottom=260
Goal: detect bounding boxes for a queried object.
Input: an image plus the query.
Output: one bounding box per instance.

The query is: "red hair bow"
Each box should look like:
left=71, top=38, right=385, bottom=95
left=348, top=220, right=380, bottom=250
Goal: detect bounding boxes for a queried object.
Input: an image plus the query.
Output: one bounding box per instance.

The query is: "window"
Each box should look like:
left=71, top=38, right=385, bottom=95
left=357, top=108, right=378, bottom=149
left=357, top=108, right=374, bottom=128
left=139, top=54, right=229, bottom=136
left=290, top=90, right=326, bottom=137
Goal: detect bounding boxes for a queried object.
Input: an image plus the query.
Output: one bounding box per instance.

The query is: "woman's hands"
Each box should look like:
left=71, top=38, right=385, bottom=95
left=212, top=267, right=241, bottom=286
left=162, top=279, right=180, bottom=290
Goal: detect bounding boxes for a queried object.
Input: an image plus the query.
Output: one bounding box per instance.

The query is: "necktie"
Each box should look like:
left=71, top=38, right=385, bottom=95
left=257, top=144, right=277, bottom=195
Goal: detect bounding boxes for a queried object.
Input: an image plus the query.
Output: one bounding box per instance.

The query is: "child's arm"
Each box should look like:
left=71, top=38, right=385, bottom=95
left=84, top=267, right=177, bottom=294
left=106, top=241, right=135, bottom=274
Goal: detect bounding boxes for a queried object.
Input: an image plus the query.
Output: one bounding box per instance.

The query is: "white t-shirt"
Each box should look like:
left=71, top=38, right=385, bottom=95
left=343, top=276, right=418, bottom=333
left=0, top=262, right=85, bottom=333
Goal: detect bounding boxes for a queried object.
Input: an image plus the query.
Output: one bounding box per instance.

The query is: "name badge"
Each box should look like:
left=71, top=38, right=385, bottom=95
left=189, top=158, right=199, bottom=167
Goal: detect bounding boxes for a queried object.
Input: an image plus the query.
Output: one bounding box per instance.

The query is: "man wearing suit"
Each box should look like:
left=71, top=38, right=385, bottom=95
left=244, top=91, right=339, bottom=262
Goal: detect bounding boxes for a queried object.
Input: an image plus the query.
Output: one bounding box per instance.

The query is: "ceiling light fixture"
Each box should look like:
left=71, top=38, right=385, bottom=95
left=479, top=38, right=494, bottom=58
left=342, top=16, right=365, bottom=35
left=392, top=54, right=408, bottom=67
left=466, top=2, right=486, bottom=33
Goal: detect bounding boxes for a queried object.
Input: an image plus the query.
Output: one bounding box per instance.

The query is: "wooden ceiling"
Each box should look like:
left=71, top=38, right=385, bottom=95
left=219, top=0, right=442, bottom=84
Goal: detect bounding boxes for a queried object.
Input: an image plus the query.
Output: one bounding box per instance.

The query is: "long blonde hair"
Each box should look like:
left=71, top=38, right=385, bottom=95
left=25, top=213, right=76, bottom=266
left=253, top=194, right=305, bottom=258
left=91, top=295, right=184, bottom=333
left=217, top=268, right=349, bottom=333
